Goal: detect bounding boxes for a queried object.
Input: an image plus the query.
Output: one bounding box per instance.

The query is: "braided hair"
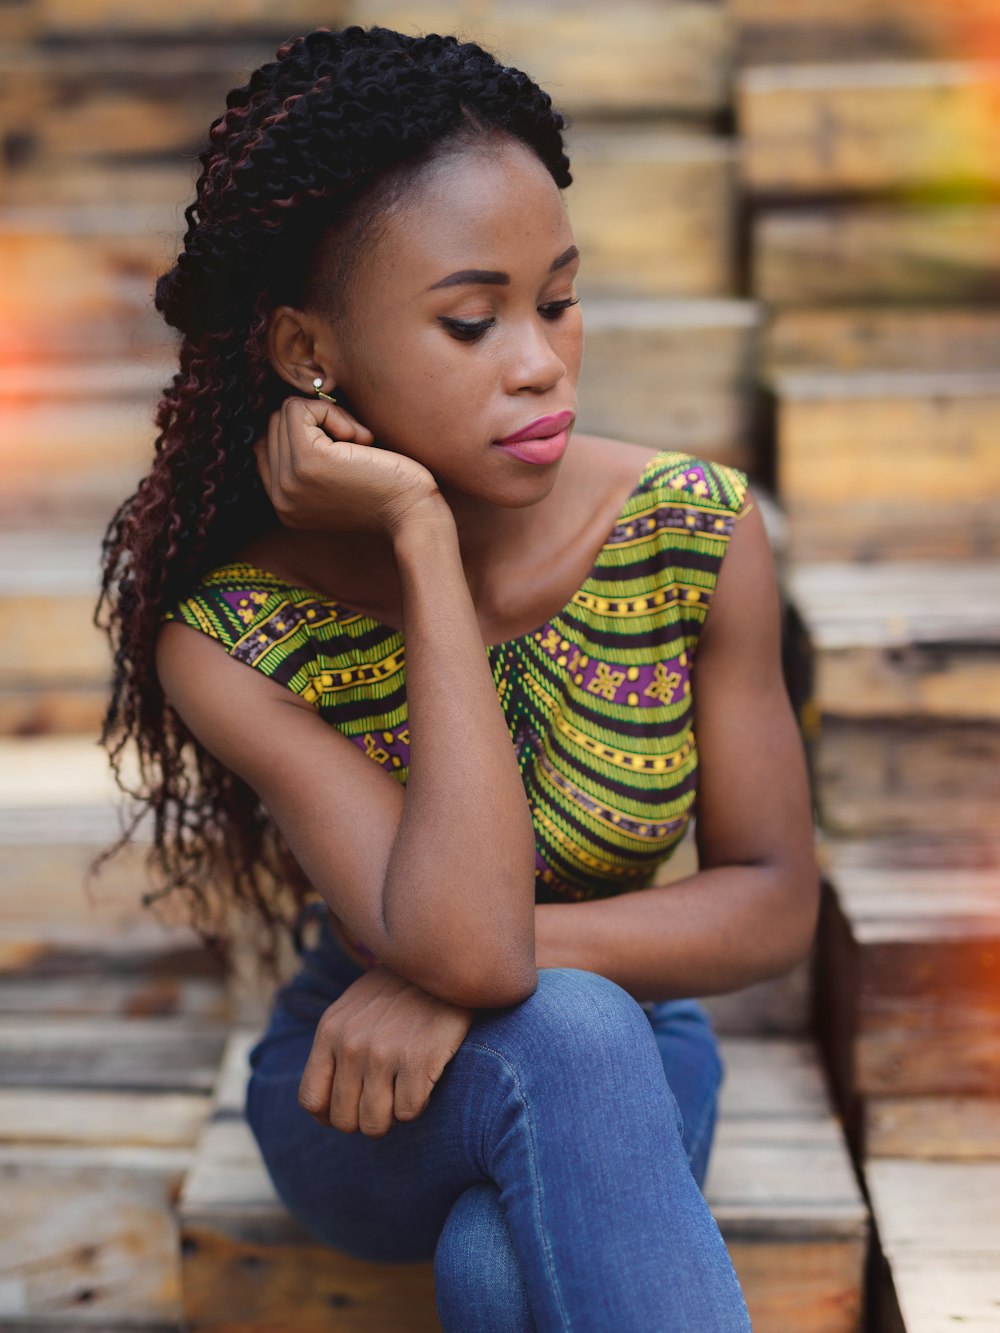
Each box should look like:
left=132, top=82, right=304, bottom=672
left=91, top=24, right=573, bottom=980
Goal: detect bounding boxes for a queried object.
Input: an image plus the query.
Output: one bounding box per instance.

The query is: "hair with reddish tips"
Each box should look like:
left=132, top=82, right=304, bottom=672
left=90, top=24, right=572, bottom=981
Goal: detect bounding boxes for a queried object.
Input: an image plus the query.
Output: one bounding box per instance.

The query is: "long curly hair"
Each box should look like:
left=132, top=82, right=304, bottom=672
left=90, top=24, right=573, bottom=983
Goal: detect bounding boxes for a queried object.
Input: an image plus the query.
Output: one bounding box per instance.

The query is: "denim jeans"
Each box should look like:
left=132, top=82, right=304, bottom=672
left=244, top=908, right=753, bottom=1331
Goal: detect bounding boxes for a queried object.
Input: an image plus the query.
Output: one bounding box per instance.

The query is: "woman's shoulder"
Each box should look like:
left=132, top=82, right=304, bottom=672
left=573, top=434, right=751, bottom=524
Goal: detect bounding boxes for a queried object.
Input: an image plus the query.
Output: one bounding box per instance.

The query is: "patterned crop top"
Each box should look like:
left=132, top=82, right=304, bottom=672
left=161, top=449, right=749, bottom=905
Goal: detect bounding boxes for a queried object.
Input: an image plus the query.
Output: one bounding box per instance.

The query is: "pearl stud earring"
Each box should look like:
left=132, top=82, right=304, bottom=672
left=312, top=376, right=338, bottom=404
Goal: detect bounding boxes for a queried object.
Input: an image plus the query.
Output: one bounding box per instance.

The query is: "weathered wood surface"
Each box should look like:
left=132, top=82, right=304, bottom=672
left=0, top=1085, right=208, bottom=1149
left=0, top=1016, right=228, bottom=1092
left=814, top=835, right=1000, bottom=1157
left=866, top=1158, right=1000, bottom=1332
left=865, top=1095, right=1000, bottom=1160
left=25, top=0, right=348, bottom=34
left=179, top=1030, right=866, bottom=1330
left=786, top=560, right=1000, bottom=720
left=753, top=206, right=1000, bottom=306
left=731, top=0, right=1000, bottom=64
left=0, top=1143, right=190, bottom=1329
left=764, top=306, right=1000, bottom=376
left=774, top=369, right=1000, bottom=561
left=810, top=716, right=1000, bottom=834
left=738, top=61, right=1000, bottom=195
left=0, top=207, right=181, bottom=362
left=576, top=299, right=761, bottom=468
left=567, top=125, right=737, bottom=298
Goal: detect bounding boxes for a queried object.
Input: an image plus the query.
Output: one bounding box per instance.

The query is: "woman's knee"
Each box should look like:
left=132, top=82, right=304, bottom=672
left=471, top=966, right=658, bottom=1076
left=434, top=1183, right=534, bottom=1333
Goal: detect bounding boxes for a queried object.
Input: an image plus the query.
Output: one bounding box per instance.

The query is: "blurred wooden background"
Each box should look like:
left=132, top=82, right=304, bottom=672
left=1, top=1, right=998, bottom=1328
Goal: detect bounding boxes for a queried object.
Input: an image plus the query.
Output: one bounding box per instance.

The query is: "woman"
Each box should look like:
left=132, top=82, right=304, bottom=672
left=95, top=23, right=818, bottom=1331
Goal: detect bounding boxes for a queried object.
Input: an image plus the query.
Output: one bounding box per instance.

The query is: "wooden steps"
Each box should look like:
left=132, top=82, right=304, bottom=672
left=771, top=372, right=1000, bottom=563
left=866, top=1159, right=1000, bottom=1331
left=0, top=1013, right=226, bottom=1329
left=814, top=831, right=1000, bottom=1154
left=0, top=735, right=230, bottom=1016
left=575, top=298, right=760, bottom=470
left=753, top=205, right=1000, bottom=307
left=177, top=1028, right=867, bottom=1332
left=786, top=561, right=1000, bottom=834
left=737, top=60, right=1000, bottom=197
left=566, top=124, right=738, bottom=299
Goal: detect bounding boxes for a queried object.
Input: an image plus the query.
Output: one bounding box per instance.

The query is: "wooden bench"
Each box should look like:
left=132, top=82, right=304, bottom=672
left=737, top=60, right=1000, bottom=196
left=179, top=1029, right=868, bottom=1332
left=772, top=375, right=1000, bottom=562
left=867, top=1159, right=1000, bottom=1331
left=0, top=1012, right=228, bottom=1329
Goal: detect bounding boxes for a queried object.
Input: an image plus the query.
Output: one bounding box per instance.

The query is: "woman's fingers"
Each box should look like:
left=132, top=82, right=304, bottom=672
left=297, top=1019, right=340, bottom=1124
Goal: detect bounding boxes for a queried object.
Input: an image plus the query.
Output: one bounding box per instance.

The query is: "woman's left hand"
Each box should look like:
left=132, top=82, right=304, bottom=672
left=298, top=964, right=475, bottom=1137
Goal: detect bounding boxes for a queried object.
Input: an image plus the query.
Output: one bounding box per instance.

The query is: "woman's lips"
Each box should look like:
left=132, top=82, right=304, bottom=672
left=496, top=410, right=574, bottom=445
left=495, top=428, right=570, bottom=464
left=494, top=409, right=574, bottom=464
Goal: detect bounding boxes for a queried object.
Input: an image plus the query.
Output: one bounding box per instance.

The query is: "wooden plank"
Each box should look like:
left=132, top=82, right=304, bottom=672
left=812, top=716, right=1000, bottom=835
left=738, top=61, right=1000, bottom=195
left=786, top=560, right=1000, bottom=720
left=764, top=306, right=1000, bottom=377
left=0, top=1016, right=228, bottom=1092
left=0, top=972, right=231, bottom=1021
left=0, top=1086, right=209, bottom=1148
left=866, top=1159, right=1000, bottom=1332
left=865, top=1095, right=1000, bottom=1159
left=0, top=686, right=110, bottom=738
left=0, top=1143, right=188, bottom=1328
left=815, top=836, right=1000, bottom=1151
left=0, top=209, right=180, bottom=362
left=576, top=298, right=761, bottom=469
left=566, top=124, right=737, bottom=298
left=774, top=370, right=1000, bottom=561
left=754, top=206, right=1000, bottom=306
left=358, top=1, right=733, bottom=115
left=35, top=0, right=349, bottom=33
left=731, top=0, right=1000, bottom=66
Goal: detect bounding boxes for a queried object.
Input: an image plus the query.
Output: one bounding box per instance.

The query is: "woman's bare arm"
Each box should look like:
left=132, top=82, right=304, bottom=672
left=529, top=490, right=821, bottom=1001
left=156, top=499, right=538, bottom=1010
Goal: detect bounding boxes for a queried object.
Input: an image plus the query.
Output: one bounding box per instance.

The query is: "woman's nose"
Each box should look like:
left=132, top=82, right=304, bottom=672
left=506, top=317, right=570, bottom=394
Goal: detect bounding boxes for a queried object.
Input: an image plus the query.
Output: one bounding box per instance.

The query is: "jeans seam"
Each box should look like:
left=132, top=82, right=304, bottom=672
left=466, top=1038, right=572, bottom=1333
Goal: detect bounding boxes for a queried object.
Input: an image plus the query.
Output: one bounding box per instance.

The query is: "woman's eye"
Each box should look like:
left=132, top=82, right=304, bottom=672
left=539, top=296, right=580, bottom=319
left=439, top=296, right=580, bottom=343
left=440, top=317, right=495, bottom=342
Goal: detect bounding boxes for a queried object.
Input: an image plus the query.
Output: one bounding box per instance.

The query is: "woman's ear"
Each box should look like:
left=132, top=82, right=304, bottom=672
left=265, top=305, right=342, bottom=397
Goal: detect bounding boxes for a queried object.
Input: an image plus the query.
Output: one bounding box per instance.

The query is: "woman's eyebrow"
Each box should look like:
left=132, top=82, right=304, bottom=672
left=426, top=244, right=579, bottom=291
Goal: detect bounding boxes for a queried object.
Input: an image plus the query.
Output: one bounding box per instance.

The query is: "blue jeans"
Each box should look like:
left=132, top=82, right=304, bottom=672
left=245, top=910, right=752, bottom=1331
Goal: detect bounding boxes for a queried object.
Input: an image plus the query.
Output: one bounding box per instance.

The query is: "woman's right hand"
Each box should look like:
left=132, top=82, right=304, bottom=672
left=298, top=963, right=476, bottom=1138
left=253, top=395, right=445, bottom=540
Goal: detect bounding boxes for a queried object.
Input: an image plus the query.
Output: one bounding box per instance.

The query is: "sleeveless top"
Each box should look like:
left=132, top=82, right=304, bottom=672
left=161, top=449, right=749, bottom=910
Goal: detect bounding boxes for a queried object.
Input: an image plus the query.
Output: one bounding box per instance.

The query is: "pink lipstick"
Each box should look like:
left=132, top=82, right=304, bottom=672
left=494, top=410, right=574, bottom=465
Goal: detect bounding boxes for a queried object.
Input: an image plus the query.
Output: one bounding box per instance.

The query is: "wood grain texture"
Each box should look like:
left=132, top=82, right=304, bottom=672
left=0, top=1144, right=189, bottom=1328
left=786, top=560, right=1000, bottom=720
left=867, top=1158, right=1000, bottom=1332
left=738, top=61, right=1000, bottom=194
left=567, top=125, right=738, bottom=298
left=576, top=299, right=761, bottom=468
left=753, top=206, right=1000, bottom=306
left=775, top=370, right=1000, bottom=561
left=764, top=306, right=1000, bottom=376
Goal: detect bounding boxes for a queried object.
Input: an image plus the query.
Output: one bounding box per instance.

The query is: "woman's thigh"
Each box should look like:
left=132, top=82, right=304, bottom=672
left=245, top=967, right=724, bottom=1263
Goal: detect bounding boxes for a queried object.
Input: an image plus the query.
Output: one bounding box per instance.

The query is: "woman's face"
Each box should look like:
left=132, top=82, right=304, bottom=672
left=310, top=136, right=583, bottom=506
